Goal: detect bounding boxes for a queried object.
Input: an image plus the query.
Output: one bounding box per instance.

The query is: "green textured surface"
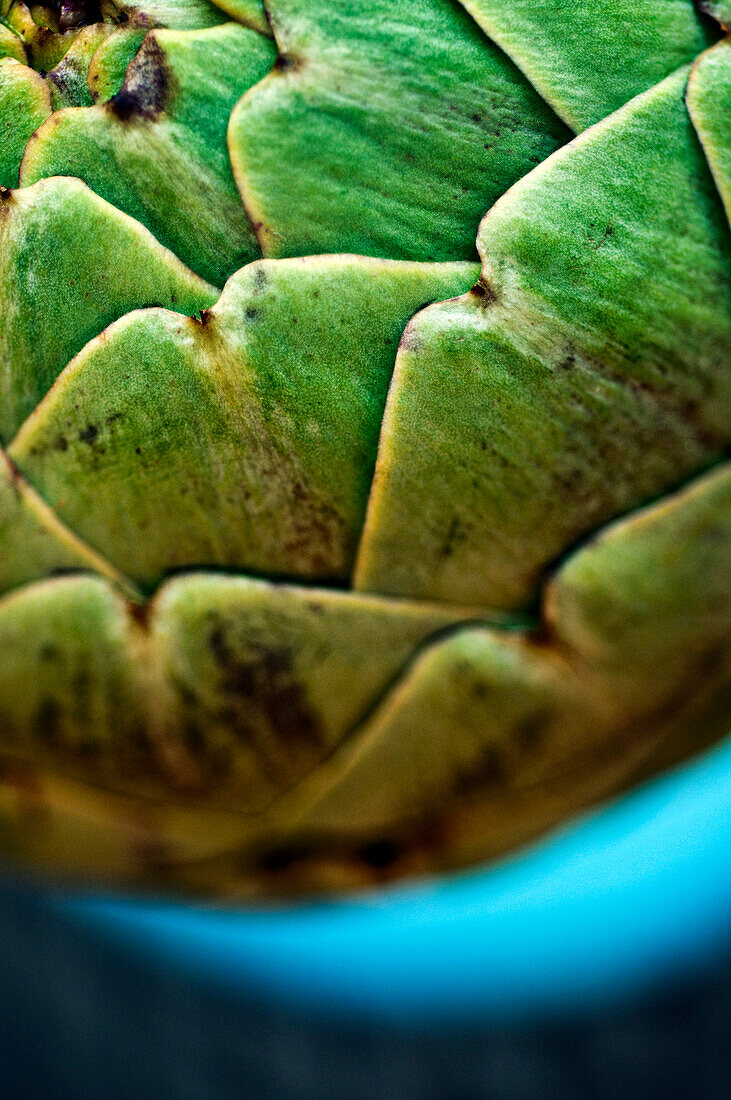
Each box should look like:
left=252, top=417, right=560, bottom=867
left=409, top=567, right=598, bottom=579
left=0, top=0, right=728, bottom=891
left=86, top=28, right=147, bottom=103
left=298, top=464, right=731, bottom=838
left=0, top=59, right=49, bottom=187
left=688, top=39, right=731, bottom=224
left=10, top=256, right=476, bottom=587
left=355, top=69, right=731, bottom=608
left=207, top=0, right=270, bottom=34
left=47, top=23, right=113, bottom=110
left=230, top=0, right=570, bottom=261
left=0, top=577, right=143, bottom=770
left=549, top=464, right=731, bottom=704
left=458, top=0, right=715, bottom=130
left=152, top=574, right=481, bottom=809
left=100, top=0, right=228, bottom=29
left=0, top=450, right=123, bottom=594
left=0, top=176, right=217, bottom=441
left=0, top=22, right=25, bottom=62
left=20, top=24, right=277, bottom=284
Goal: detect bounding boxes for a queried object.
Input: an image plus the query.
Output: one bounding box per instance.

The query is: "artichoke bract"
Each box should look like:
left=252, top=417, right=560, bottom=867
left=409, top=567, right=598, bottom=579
left=0, top=0, right=728, bottom=897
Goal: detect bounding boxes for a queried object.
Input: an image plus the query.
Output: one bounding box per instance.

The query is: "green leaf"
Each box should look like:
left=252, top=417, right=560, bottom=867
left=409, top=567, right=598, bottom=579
left=20, top=24, right=276, bottom=284
left=354, top=69, right=731, bottom=608
left=10, top=255, right=477, bottom=588
left=294, top=464, right=731, bottom=842
left=0, top=58, right=50, bottom=187
left=688, top=39, right=731, bottom=225
left=100, top=0, right=228, bottom=28
left=547, top=463, right=731, bottom=707
left=0, top=449, right=125, bottom=595
left=458, top=0, right=716, bottom=130
left=0, top=576, right=149, bottom=785
left=229, top=0, right=570, bottom=262
left=0, top=22, right=25, bottom=63
left=152, top=573, right=483, bottom=809
left=86, top=27, right=147, bottom=103
left=206, top=0, right=270, bottom=35
left=47, top=23, right=114, bottom=110
left=0, top=177, right=218, bottom=441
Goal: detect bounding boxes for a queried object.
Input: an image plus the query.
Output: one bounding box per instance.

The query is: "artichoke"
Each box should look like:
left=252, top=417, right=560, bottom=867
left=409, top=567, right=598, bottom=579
left=0, top=0, right=728, bottom=897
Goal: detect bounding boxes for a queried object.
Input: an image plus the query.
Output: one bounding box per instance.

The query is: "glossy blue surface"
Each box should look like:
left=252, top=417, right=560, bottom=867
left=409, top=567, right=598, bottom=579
left=58, top=735, right=731, bottom=1027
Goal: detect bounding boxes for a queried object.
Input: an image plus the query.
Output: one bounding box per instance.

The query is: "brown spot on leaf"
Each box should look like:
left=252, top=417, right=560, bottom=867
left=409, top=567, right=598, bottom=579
left=513, top=708, right=554, bottom=753
left=201, top=620, right=325, bottom=789
left=78, top=423, right=98, bottom=445
left=470, top=278, right=497, bottom=305
left=255, top=844, right=311, bottom=873
left=191, top=308, right=213, bottom=328
left=108, top=37, right=174, bottom=122
left=273, top=54, right=299, bottom=73
left=127, top=599, right=151, bottom=632
left=34, top=698, right=62, bottom=747
left=453, top=744, right=508, bottom=798
left=357, top=838, right=401, bottom=868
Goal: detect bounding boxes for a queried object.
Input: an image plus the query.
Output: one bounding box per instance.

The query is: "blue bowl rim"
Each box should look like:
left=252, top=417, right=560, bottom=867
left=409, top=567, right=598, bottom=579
left=51, top=733, right=731, bottom=1028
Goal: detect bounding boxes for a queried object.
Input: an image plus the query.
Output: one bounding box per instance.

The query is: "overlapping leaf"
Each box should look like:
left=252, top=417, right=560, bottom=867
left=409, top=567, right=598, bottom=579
left=355, top=69, right=731, bottom=608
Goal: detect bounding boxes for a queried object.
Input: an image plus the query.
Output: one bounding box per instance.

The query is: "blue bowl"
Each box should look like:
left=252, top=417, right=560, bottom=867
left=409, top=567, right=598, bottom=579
left=43, top=731, right=731, bottom=1028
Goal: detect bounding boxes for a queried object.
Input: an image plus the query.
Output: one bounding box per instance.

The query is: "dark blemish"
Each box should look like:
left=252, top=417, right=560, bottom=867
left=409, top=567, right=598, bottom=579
left=273, top=54, right=297, bottom=72
left=128, top=600, right=151, bottom=631
left=76, top=739, right=101, bottom=759
left=696, top=1, right=731, bottom=28
left=55, top=434, right=69, bottom=452
left=106, top=412, right=123, bottom=426
left=559, top=353, right=576, bottom=371
left=513, top=709, right=553, bottom=753
left=471, top=113, right=482, bottom=123
left=470, top=278, right=497, bottom=305
left=34, top=698, right=61, bottom=748
left=437, top=515, right=470, bottom=561
left=253, top=266, right=268, bottom=290
left=207, top=622, right=323, bottom=759
left=357, top=839, right=401, bottom=868
left=39, top=644, right=58, bottom=662
left=182, top=720, right=207, bottom=757
left=453, top=744, right=507, bottom=798
left=191, top=308, right=213, bottom=327
left=135, top=446, right=142, bottom=456
left=78, top=424, right=98, bottom=445
left=108, top=38, right=174, bottom=122
left=0, top=186, right=14, bottom=205
left=255, top=844, right=310, bottom=873
left=245, top=307, right=259, bottom=320
left=56, top=0, right=101, bottom=29
left=592, top=223, right=614, bottom=249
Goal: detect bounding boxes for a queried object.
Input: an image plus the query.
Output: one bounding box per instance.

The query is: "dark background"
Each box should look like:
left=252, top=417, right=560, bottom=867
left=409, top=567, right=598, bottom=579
left=0, top=878, right=729, bottom=1099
